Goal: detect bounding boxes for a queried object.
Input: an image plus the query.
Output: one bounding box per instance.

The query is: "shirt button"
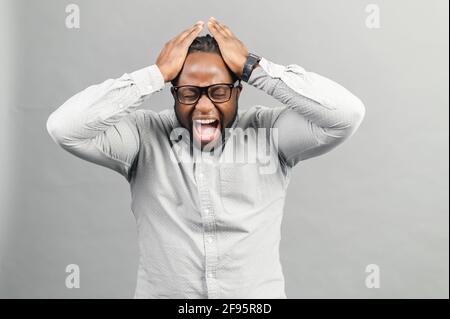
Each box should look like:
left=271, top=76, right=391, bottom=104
left=204, top=208, right=210, bottom=214
left=206, top=236, right=214, bottom=244
left=118, top=103, right=124, bottom=109
left=207, top=272, right=214, bottom=279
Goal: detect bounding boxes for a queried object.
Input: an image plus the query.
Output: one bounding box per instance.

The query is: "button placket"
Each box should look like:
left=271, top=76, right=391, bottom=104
left=196, top=162, right=219, bottom=298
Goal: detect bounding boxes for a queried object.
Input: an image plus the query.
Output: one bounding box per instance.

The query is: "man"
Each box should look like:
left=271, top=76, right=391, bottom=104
left=46, top=17, right=365, bottom=298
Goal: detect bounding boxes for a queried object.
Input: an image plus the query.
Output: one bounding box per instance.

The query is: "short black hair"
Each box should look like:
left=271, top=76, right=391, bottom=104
left=171, top=34, right=239, bottom=86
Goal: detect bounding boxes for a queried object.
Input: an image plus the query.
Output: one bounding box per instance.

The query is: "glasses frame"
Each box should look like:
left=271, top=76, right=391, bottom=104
left=171, top=80, right=242, bottom=105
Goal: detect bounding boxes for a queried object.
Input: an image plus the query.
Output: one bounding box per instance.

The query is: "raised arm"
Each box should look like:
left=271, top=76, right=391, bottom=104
left=46, top=65, right=165, bottom=180
left=248, top=57, right=366, bottom=167
left=46, top=20, right=205, bottom=180
left=205, top=17, right=365, bottom=168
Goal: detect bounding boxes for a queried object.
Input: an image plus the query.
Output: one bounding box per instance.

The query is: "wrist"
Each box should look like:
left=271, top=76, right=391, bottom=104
left=241, top=53, right=262, bottom=82
left=155, top=63, right=169, bottom=83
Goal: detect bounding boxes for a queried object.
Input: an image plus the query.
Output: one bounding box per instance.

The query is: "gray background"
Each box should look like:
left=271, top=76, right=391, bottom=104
left=0, top=0, right=448, bottom=298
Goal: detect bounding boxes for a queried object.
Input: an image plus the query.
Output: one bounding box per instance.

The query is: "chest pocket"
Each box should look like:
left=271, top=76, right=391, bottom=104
left=218, top=162, right=285, bottom=215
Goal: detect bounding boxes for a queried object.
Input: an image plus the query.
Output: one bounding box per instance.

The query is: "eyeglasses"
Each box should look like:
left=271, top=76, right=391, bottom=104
left=171, top=80, right=241, bottom=105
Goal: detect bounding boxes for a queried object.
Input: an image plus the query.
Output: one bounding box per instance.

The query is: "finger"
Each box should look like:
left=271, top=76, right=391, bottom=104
left=184, top=21, right=204, bottom=39
left=176, top=25, right=196, bottom=41
left=209, top=17, right=230, bottom=37
left=182, top=23, right=204, bottom=44
left=212, top=18, right=233, bottom=37
left=207, top=19, right=226, bottom=40
left=178, top=21, right=204, bottom=42
left=181, top=22, right=203, bottom=40
left=218, top=23, right=234, bottom=37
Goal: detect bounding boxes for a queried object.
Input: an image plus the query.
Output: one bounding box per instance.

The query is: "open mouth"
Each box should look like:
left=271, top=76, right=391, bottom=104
left=192, top=118, right=221, bottom=146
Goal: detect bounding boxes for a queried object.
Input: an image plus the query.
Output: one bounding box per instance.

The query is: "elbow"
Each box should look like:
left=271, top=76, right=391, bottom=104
left=327, top=96, right=366, bottom=141
left=46, top=112, right=57, bottom=141
left=348, top=96, right=366, bottom=133
left=46, top=112, right=66, bottom=145
left=340, top=96, right=365, bottom=139
left=349, top=96, right=366, bottom=129
left=338, top=92, right=365, bottom=132
left=354, top=95, right=366, bottom=121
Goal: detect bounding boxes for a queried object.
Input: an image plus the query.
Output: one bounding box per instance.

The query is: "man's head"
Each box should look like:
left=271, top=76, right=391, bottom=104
left=170, top=34, right=242, bottom=151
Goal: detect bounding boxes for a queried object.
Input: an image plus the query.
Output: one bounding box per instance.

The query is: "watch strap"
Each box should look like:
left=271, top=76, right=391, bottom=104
left=241, top=53, right=261, bottom=82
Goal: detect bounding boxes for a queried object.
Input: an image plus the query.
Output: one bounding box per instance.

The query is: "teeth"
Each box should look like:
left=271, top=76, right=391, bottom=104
left=194, top=119, right=216, bottom=125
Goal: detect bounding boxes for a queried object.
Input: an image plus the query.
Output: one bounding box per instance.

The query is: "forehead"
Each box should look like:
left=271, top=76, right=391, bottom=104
left=177, top=52, right=233, bottom=86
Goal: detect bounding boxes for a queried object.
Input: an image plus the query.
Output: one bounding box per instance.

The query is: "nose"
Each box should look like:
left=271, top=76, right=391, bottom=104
left=194, top=92, right=215, bottom=113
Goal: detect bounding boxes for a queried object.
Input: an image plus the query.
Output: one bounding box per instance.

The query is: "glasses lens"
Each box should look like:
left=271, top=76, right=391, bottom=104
left=178, top=87, right=199, bottom=104
left=209, top=85, right=231, bottom=102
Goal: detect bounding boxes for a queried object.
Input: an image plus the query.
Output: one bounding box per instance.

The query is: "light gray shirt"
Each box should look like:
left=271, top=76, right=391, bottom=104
left=46, top=56, right=365, bottom=298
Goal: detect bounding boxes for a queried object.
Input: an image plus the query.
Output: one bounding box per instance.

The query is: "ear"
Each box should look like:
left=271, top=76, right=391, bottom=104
left=236, top=84, right=243, bottom=99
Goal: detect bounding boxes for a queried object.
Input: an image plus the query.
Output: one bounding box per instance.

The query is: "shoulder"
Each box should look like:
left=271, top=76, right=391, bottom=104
left=132, top=108, right=179, bottom=137
left=133, top=108, right=174, bottom=125
left=237, top=105, right=286, bottom=129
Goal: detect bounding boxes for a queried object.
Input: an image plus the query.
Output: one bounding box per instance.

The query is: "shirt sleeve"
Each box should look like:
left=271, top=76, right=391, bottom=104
left=46, top=64, right=165, bottom=180
left=247, top=57, right=366, bottom=167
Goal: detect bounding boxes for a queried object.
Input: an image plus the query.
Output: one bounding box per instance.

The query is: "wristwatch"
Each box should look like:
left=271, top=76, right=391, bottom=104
left=241, top=53, right=261, bottom=82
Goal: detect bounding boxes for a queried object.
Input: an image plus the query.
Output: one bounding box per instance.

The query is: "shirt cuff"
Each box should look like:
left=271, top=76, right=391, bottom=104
left=130, top=64, right=165, bottom=96
left=257, top=57, right=288, bottom=79
left=247, top=56, right=292, bottom=84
